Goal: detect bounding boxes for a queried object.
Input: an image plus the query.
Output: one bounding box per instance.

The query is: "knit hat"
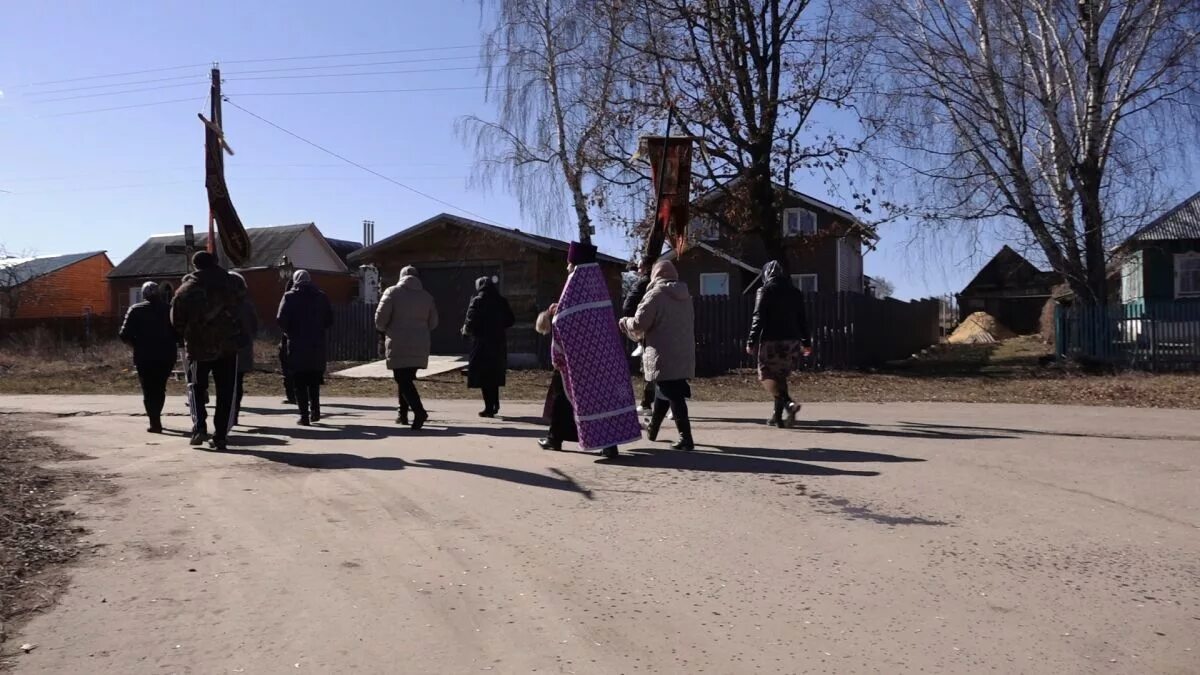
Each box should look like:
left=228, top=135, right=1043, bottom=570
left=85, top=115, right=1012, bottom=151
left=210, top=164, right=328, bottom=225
left=141, top=281, right=159, bottom=299
left=567, top=241, right=597, bottom=265
left=192, top=251, right=216, bottom=270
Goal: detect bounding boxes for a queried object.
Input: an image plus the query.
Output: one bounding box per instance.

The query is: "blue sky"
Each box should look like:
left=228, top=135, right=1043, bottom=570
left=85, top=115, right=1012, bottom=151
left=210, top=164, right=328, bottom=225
left=3, top=1, right=1180, bottom=300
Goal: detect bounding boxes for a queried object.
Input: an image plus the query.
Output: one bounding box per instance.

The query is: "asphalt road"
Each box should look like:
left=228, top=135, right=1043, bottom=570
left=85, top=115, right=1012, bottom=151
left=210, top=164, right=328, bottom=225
left=2, top=395, right=1198, bottom=674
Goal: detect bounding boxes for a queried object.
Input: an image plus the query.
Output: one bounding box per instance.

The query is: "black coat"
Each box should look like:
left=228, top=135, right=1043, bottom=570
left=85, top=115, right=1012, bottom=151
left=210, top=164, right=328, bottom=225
left=119, top=298, right=178, bottom=368
left=622, top=275, right=651, bottom=318
left=748, top=279, right=810, bottom=346
left=277, top=283, right=333, bottom=374
left=462, top=286, right=515, bottom=388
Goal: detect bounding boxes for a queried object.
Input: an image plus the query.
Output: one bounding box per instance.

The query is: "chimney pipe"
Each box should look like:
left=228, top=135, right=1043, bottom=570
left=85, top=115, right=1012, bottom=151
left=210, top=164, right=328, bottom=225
left=363, top=219, right=375, bottom=247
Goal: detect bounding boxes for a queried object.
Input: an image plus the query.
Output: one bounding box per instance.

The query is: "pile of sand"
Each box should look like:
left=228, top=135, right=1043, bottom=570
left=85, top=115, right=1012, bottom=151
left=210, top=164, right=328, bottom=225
left=948, top=312, right=1017, bottom=344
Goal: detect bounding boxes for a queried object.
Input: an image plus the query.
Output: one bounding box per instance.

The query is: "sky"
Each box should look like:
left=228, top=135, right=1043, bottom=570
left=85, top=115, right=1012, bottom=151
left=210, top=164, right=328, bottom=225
left=2, top=0, right=1180, bottom=301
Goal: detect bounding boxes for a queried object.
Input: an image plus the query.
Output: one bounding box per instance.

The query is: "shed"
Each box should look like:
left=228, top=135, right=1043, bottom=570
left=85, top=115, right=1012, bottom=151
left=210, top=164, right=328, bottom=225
left=957, top=246, right=1058, bottom=335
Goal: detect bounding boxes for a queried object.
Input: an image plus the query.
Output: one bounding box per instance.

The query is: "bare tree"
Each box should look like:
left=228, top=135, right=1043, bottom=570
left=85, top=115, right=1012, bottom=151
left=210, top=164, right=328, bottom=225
left=868, top=276, right=896, bottom=299
left=616, top=0, right=873, bottom=260
left=867, top=0, right=1200, bottom=304
left=0, top=246, right=39, bottom=319
left=460, top=0, right=636, bottom=244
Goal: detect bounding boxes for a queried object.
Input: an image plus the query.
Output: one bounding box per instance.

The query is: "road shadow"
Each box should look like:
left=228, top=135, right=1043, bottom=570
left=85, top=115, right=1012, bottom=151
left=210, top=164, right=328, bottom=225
left=210, top=447, right=593, bottom=498
left=715, top=445, right=925, bottom=464
left=690, top=418, right=1011, bottom=440
left=246, top=424, right=409, bottom=442
left=898, top=421, right=1200, bottom=443
left=602, top=447, right=880, bottom=476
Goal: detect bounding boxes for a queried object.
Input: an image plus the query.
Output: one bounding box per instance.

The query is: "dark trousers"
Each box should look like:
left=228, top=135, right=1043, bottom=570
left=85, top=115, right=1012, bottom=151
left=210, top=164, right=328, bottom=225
left=546, top=371, right=578, bottom=444
left=186, top=353, right=239, bottom=440
left=640, top=380, right=656, bottom=409
left=653, top=379, right=691, bottom=422
left=392, top=368, right=425, bottom=415
left=481, top=385, right=500, bottom=414
left=294, top=370, right=323, bottom=418
left=136, top=361, right=174, bottom=424
left=279, top=347, right=295, bottom=402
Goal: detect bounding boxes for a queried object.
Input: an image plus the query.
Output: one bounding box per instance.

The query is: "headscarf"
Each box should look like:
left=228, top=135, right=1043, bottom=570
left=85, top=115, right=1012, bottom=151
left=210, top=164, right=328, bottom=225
left=762, top=260, right=787, bottom=287
left=650, top=260, right=679, bottom=283
left=400, top=265, right=419, bottom=279
left=292, top=269, right=311, bottom=286
left=141, top=281, right=159, bottom=301
left=476, top=276, right=494, bottom=292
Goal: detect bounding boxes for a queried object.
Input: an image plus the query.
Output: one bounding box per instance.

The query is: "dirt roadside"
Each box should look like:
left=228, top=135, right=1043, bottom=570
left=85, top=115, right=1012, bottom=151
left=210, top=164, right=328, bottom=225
left=0, top=415, right=110, bottom=671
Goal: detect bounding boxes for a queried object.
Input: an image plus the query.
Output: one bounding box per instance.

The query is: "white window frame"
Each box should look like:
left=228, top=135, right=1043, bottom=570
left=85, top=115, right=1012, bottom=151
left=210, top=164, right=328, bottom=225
left=692, top=217, right=719, bottom=242
left=792, top=274, right=818, bottom=293
left=782, top=207, right=818, bottom=238
left=699, top=272, right=730, bottom=297
left=129, top=286, right=144, bottom=306
left=1175, top=252, right=1200, bottom=298
left=1121, top=252, right=1144, bottom=304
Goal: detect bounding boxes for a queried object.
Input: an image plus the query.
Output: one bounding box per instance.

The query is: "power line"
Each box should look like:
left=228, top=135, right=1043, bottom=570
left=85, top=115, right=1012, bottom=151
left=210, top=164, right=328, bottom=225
left=223, top=44, right=478, bottom=65
left=39, top=97, right=206, bottom=118
left=27, top=73, right=209, bottom=97
left=225, top=65, right=479, bottom=82
left=33, top=81, right=205, bottom=104
left=223, top=97, right=500, bottom=226
left=222, top=55, right=477, bottom=77
left=24, top=63, right=210, bottom=87
left=227, top=85, right=491, bottom=97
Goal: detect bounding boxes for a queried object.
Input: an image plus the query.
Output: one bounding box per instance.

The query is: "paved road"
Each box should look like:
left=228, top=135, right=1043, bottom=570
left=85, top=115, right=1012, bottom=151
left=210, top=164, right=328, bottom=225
left=2, top=395, right=1198, bottom=674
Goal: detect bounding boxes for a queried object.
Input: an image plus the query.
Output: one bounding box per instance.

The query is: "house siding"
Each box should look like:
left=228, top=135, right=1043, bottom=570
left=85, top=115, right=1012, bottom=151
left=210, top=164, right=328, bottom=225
left=7, top=254, right=113, bottom=319
left=1133, top=239, right=1200, bottom=301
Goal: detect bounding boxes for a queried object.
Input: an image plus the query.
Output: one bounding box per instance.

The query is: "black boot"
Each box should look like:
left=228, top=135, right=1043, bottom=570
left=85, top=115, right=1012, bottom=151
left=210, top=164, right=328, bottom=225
left=147, top=415, right=162, bottom=433
left=538, top=437, right=562, bottom=451
left=296, top=389, right=311, bottom=426
left=646, top=399, right=670, bottom=441
left=769, top=397, right=786, bottom=428
left=310, top=387, right=321, bottom=423
left=601, top=446, right=618, bottom=459
left=396, top=407, right=409, bottom=425
left=671, top=415, right=695, bottom=451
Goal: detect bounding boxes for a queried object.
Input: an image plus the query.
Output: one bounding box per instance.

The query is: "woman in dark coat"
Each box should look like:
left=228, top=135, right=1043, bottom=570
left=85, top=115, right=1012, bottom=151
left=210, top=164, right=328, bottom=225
left=745, top=260, right=812, bottom=428
left=462, top=277, right=515, bottom=417
left=277, top=270, right=333, bottom=426
left=119, top=281, right=178, bottom=433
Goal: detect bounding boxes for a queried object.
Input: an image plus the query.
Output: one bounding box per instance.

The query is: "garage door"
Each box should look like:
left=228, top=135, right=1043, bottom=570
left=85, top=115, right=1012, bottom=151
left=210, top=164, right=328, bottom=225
left=421, top=264, right=500, bottom=355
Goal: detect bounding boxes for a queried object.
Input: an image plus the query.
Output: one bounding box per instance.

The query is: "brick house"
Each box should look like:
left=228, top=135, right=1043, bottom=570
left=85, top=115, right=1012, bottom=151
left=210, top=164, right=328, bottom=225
left=108, top=224, right=361, bottom=324
left=348, top=213, right=627, bottom=361
left=663, top=180, right=878, bottom=298
left=0, top=251, right=114, bottom=319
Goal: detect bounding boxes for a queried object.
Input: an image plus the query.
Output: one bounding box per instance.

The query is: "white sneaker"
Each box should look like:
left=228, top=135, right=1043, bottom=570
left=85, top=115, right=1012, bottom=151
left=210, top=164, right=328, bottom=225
left=784, top=401, right=801, bottom=428
left=631, top=344, right=644, bottom=358
left=668, top=410, right=675, bottom=420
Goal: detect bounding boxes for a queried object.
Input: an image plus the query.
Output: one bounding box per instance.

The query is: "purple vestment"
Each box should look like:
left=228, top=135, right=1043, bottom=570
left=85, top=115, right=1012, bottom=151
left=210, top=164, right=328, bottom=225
left=551, top=263, right=642, bottom=450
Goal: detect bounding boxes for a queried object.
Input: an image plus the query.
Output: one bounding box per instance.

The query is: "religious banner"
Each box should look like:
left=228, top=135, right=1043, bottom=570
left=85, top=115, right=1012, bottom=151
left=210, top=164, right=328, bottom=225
left=643, top=136, right=696, bottom=254
left=202, top=78, right=251, bottom=267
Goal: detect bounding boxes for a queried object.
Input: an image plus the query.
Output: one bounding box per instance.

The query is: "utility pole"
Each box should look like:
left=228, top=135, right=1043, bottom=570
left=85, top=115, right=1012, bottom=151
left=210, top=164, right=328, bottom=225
left=206, top=66, right=221, bottom=255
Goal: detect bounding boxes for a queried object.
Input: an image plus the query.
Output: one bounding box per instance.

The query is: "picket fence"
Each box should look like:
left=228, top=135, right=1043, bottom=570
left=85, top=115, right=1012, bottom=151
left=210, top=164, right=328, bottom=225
left=1054, top=301, right=1200, bottom=370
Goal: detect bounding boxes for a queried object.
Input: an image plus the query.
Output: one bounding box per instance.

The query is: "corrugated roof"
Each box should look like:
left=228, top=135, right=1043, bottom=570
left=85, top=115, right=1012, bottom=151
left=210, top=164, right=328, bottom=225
left=325, top=238, right=363, bottom=265
left=349, top=213, right=629, bottom=266
left=0, top=251, right=106, bottom=288
left=109, top=224, right=314, bottom=278
left=1125, top=190, right=1200, bottom=243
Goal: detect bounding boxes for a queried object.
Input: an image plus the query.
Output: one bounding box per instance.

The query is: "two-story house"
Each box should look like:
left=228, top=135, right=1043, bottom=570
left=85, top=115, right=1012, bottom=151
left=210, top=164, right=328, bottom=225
left=662, top=179, right=877, bottom=297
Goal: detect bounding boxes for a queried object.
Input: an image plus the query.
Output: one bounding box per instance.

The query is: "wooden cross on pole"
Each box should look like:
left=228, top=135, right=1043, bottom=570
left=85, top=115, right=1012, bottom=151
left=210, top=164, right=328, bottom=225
left=163, top=224, right=197, bottom=273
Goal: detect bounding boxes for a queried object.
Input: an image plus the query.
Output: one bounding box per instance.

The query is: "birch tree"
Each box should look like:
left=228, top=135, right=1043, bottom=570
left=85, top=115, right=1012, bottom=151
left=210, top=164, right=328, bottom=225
left=868, top=0, right=1200, bottom=304
left=460, top=0, right=635, bottom=244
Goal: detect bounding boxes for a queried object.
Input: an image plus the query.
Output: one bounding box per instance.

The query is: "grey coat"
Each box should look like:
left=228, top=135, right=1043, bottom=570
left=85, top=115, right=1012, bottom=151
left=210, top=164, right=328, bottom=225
left=375, top=276, right=439, bottom=370
left=620, top=278, right=696, bottom=382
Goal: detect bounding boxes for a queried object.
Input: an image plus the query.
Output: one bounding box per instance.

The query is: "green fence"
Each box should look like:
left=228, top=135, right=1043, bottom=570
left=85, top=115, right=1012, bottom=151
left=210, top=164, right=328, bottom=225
left=1055, top=301, right=1200, bottom=369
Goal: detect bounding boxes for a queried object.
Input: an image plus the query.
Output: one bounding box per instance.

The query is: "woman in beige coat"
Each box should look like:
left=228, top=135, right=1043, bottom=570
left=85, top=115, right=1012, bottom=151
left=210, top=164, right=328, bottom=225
left=375, top=266, right=439, bottom=429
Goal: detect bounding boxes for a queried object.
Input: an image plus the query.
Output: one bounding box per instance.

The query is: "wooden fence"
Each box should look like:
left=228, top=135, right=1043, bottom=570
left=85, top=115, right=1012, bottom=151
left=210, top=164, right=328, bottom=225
left=327, top=302, right=381, bottom=362
left=1055, top=301, right=1200, bottom=370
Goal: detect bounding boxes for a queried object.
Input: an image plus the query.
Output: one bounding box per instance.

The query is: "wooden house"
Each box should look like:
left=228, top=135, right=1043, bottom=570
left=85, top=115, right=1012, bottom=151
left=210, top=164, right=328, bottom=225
left=957, top=246, right=1058, bottom=335
left=1116, top=190, right=1200, bottom=308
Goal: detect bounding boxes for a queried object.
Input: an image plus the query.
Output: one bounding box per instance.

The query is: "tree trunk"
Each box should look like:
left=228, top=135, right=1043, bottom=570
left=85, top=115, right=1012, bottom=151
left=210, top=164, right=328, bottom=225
left=748, top=166, right=785, bottom=267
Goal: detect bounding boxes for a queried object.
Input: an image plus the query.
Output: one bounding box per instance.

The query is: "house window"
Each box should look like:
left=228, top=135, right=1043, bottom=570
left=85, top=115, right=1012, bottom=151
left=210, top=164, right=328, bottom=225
left=691, top=217, right=719, bottom=242
left=1176, top=253, right=1200, bottom=298
left=129, top=286, right=144, bottom=306
left=792, top=274, right=818, bottom=293
left=699, top=273, right=730, bottom=296
left=1121, top=252, right=1144, bottom=303
left=782, top=208, right=817, bottom=237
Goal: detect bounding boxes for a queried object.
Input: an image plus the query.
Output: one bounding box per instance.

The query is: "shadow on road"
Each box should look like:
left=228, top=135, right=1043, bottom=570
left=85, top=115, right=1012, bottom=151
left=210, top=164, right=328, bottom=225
left=603, top=448, right=882, bottom=476
left=695, top=418, right=1011, bottom=441
left=210, top=447, right=594, bottom=498
left=716, top=445, right=925, bottom=464
left=898, top=421, right=1200, bottom=443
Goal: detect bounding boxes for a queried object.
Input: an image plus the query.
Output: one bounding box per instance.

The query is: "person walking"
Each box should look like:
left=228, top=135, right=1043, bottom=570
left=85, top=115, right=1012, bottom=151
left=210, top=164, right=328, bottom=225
left=621, top=258, right=657, bottom=413
left=375, top=266, right=438, bottom=430
left=535, top=303, right=578, bottom=451
left=620, top=261, right=696, bottom=450
left=277, top=277, right=297, bottom=404
left=118, top=281, right=178, bottom=433
left=549, top=242, right=642, bottom=459
left=745, top=260, right=812, bottom=428
left=462, top=277, right=515, bottom=417
left=171, top=251, right=246, bottom=451
left=278, top=270, right=334, bottom=426
left=230, top=272, right=258, bottom=427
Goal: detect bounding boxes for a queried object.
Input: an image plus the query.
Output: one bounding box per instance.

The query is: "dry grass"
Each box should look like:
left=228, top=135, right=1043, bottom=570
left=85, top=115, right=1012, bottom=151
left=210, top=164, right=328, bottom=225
left=2, top=336, right=1198, bottom=409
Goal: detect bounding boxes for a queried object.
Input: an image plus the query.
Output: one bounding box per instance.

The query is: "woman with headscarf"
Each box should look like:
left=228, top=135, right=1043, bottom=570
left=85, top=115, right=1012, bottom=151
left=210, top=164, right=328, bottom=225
left=119, top=281, right=178, bottom=433
left=746, top=260, right=812, bottom=427
left=462, top=276, right=515, bottom=417
left=619, top=260, right=696, bottom=450
left=375, top=266, right=439, bottom=430
left=278, top=270, right=334, bottom=426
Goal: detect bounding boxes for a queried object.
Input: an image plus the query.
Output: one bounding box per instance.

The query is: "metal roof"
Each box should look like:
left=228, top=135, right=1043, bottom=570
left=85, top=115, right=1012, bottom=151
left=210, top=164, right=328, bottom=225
left=0, top=251, right=107, bottom=288
left=109, top=224, right=316, bottom=278
left=1125, top=190, right=1200, bottom=243
left=325, top=238, right=363, bottom=265
left=348, top=213, right=629, bottom=266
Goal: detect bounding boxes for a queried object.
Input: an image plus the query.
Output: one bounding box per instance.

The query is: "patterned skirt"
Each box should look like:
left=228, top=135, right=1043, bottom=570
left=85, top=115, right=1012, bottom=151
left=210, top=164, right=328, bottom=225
left=757, top=340, right=803, bottom=382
